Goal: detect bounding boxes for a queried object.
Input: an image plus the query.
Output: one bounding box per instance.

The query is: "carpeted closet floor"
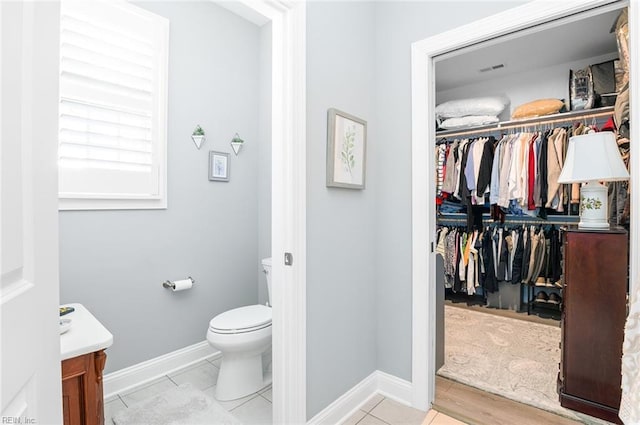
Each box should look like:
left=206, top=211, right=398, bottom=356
left=438, top=305, right=612, bottom=424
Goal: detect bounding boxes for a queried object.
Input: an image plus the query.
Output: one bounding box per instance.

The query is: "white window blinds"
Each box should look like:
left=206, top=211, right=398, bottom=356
left=59, top=1, right=168, bottom=210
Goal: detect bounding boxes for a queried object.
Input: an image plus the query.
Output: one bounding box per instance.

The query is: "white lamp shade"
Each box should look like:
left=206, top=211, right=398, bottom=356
left=558, top=132, right=630, bottom=183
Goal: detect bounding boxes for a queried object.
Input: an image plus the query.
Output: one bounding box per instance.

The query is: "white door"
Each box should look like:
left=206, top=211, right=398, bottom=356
left=1, top=2, right=63, bottom=424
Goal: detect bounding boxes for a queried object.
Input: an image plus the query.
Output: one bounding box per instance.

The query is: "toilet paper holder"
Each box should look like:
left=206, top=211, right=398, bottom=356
left=162, top=276, right=195, bottom=290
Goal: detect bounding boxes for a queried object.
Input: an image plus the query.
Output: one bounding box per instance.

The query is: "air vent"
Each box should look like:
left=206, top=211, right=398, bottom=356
left=479, top=63, right=505, bottom=73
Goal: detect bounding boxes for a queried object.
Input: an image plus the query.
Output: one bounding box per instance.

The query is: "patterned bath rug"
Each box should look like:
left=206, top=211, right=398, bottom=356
left=438, top=305, right=611, bottom=424
left=112, top=383, right=242, bottom=425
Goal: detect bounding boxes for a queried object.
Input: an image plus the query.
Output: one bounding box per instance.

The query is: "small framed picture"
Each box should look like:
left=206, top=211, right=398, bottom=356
left=209, top=151, right=230, bottom=182
left=326, top=108, right=367, bottom=189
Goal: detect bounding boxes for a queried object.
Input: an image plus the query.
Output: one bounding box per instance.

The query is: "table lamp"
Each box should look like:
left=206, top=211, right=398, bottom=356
left=558, top=132, right=629, bottom=229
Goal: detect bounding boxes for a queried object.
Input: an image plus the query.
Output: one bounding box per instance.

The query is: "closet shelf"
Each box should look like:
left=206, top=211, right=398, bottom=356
left=436, top=106, right=614, bottom=138
left=534, top=282, right=562, bottom=289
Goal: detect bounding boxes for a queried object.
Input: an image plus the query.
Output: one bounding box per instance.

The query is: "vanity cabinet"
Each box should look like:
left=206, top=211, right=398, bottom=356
left=558, top=227, right=627, bottom=424
left=62, top=350, right=107, bottom=425
left=60, top=304, right=113, bottom=425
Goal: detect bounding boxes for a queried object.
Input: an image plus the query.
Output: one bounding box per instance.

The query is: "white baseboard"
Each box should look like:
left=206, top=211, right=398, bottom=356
left=307, top=372, right=379, bottom=425
left=103, top=341, right=220, bottom=400
left=307, top=371, right=413, bottom=425
left=375, top=370, right=413, bottom=406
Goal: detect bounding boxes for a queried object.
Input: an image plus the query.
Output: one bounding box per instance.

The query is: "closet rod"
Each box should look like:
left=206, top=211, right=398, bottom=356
left=436, top=214, right=578, bottom=226
left=435, top=106, right=614, bottom=138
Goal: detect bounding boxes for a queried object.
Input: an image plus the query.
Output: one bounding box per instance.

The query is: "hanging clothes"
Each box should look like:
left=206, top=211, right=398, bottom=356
left=436, top=223, right=563, bottom=303
left=436, top=118, right=613, bottom=228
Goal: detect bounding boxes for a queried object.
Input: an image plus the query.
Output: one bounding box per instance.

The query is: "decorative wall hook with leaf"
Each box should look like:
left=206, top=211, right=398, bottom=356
left=191, top=125, right=206, bottom=149
left=230, top=133, right=244, bottom=155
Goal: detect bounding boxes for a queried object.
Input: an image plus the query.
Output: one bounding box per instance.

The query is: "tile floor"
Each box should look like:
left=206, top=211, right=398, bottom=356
left=341, top=393, right=465, bottom=425
left=103, top=357, right=463, bottom=425
left=104, top=357, right=272, bottom=424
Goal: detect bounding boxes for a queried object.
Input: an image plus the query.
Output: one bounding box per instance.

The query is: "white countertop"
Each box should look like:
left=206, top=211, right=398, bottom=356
left=60, top=303, right=113, bottom=361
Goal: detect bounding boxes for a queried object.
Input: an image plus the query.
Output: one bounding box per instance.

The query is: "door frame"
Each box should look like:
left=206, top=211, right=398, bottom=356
left=410, top=0, right=637, bottom=410
left=220, top=1, right=307, bottom=423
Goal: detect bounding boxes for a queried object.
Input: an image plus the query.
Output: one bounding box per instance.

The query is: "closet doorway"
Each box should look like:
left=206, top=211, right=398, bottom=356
left=410, top=0, right=638, bottom=418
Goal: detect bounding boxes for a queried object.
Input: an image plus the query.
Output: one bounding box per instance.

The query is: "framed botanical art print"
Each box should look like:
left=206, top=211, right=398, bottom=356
left=326, top=108, right=367, bottom=189
left=209, top=151, right=230, bottom=182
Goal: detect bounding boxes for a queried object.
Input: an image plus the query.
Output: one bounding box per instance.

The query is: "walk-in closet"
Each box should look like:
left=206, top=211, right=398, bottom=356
left=432, top=4, right=631, bottom=423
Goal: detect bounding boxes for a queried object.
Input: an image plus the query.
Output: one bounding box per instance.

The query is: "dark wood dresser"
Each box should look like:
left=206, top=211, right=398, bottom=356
left=559, top=227, right=628, bottom=424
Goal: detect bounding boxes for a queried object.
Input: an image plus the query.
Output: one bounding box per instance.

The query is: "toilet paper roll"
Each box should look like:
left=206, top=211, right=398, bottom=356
left=172, top=279, right=193, bottom=292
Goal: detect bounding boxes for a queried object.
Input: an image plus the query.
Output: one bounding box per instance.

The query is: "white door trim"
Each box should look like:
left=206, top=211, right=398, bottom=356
left=228, top=1, right=307, bottom=423
left=410, top=0, right=635, bottom=410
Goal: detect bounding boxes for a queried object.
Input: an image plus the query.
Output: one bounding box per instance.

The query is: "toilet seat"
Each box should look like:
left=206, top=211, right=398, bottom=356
left=209, top=304, right=272, bottom=334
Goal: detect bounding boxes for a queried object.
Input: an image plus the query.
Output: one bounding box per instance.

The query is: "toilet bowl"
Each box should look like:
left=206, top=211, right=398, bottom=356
left=206, top=258, right=272, bottom=401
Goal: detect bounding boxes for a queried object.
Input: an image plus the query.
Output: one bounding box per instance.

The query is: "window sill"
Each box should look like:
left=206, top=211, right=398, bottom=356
left=59, top=197, right=167, bottom=211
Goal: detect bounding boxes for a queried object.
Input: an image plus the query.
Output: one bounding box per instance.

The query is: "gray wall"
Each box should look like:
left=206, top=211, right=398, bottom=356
left=372, top=0, right=529, bottom=383
left=306, top=1, right=378, bottom=418
left=59, top=1, right=265, bottom=373
left=306, top=1, right=530, bottom=418
left=258, top=23, right=272, bottom=305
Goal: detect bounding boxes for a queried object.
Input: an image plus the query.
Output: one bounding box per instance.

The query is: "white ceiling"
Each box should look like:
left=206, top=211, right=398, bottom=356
left=435, top=9, right=621, bottom=92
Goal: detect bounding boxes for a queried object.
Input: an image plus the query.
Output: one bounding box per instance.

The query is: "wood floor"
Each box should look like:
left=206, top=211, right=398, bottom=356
left=433, top=376, right=580, bottom=425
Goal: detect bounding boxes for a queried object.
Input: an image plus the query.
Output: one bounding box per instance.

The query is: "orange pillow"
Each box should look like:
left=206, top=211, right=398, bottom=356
left=511, top=99, right=565, bottom=119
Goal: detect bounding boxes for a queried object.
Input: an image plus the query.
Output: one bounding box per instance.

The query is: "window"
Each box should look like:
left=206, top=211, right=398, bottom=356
left=58, top=1, right=169, bottom=210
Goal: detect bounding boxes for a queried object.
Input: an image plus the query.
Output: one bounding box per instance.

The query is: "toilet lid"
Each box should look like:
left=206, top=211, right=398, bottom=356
left=209, top=304, right=272, bottom=333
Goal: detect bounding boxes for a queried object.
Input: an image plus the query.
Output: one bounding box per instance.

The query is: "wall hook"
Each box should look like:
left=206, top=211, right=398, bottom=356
left=192, top=125, right=206, bottom=149
left=230, top=133, right=244, bottom=155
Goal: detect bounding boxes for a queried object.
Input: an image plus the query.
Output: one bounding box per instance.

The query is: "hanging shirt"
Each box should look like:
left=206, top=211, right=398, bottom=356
left=520, top=227, right=532, bottom=284
left=476, top=137, right=494, bottom=199
left=533, top=135, right=543, bottom=208
left=482, top=227, right=498, bottom=293
left=497, top=135, right=514, bottom=208
left=507, top=132, right=526, bottom=204
left=453, top=140, right=469, bottom=199
left=436, top=227, right=448, bottom=257
left=527, top=134, right=537, bottom=210
left=495, top=228, right=509, bottom=281
left=511, top=227, right=525, bottom=285
left=444, top=229, right=457, bottom=288
left=441, top=140, right=459, bottom=195
left=464, top=139, right=477, bottom=201
left=470, top=138, right=487, bottom=204
left=517, top=133, right=531, bottom=206
left=466, top=231, right=478, bottom=294
left=436, top=143, right=447, bottom=199
left=546, top=128, right=567, bottom=211
left=489, top=136, right=506, bottom=205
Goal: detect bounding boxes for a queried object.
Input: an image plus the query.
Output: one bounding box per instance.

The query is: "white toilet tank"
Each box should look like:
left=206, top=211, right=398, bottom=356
left=262, top=258, right=272, bottom=306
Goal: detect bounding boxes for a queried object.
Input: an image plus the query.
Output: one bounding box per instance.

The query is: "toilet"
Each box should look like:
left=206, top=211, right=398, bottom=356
left=206, top=258, right=272, bottom=401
